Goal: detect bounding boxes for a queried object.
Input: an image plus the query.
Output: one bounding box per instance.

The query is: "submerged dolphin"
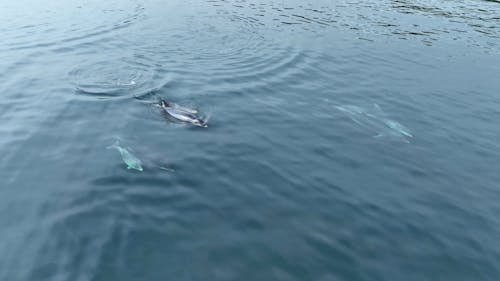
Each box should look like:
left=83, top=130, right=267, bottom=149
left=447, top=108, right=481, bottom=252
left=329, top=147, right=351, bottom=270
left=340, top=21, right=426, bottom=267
left=383, top=119, right=413, bottom=138
left=107, top=141, right=143, bottom=171
left=159, top=99, right=207, bottom=127
left=336, top=104, right=412, bottom=141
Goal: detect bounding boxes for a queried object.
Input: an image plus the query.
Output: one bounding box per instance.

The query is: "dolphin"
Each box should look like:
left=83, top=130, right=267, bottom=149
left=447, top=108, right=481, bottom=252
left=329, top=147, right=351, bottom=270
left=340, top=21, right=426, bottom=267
left=336, top=104, right=412, bottom=141
left=383, top=119, right=413, bottom=138
left=107, top=141, right=143, bottom=171
left=159, top=99, right=207, bottom=127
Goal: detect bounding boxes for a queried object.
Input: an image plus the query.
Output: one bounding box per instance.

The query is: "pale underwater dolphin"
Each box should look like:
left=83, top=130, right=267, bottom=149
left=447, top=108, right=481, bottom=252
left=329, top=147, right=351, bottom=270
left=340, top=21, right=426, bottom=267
left=336, top=104, right=413, bottom=141
left=159, top=99, right=207, bottom=127
left=107, top=141, right=143, bottom=171
left=382, top=119, right=413, bottom=138
left=335, top=105, right=373, bottom=126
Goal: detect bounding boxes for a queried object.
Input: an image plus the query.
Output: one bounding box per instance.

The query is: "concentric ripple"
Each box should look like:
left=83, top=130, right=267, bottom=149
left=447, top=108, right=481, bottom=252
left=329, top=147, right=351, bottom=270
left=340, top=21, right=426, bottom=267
left=70, top=57, right=169, bottom=100
left=141, top=10, right=324, bottom=92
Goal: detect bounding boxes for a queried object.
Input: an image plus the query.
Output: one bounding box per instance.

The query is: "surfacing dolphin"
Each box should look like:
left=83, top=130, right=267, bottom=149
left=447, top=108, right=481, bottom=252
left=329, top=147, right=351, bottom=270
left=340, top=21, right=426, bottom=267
left=335, top=103, right=412, bottom=141
left=159, top=99, right=207, bottom=127
left=107, top=140, right=144, bottom=171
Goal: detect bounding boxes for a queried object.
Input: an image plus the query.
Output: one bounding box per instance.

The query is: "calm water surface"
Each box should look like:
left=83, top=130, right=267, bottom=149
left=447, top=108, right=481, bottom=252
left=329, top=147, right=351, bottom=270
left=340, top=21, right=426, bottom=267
left=1, top=0, right=500, bottom=280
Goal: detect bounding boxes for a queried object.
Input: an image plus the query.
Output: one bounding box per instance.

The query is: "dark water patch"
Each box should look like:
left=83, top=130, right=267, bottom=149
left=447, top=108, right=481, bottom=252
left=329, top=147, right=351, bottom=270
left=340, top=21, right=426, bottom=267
left=390, top=0, right=500, bottom=41
left=207, top=0, right=335, bottom=30
left=202, top=0, right=499, bottom=51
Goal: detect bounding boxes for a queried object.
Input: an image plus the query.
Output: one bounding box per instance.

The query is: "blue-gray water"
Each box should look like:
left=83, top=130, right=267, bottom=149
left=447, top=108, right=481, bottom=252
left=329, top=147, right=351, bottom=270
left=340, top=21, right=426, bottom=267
left=1, top=0, right=500, bottom=280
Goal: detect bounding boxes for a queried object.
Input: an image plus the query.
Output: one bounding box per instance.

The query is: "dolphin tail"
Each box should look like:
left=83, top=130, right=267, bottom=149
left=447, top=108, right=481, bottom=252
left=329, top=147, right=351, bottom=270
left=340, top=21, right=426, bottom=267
left=203, top=114, right=210, bottom=127
left=373, top=103, right=385, bottom=116
left=106, top=138, right=121, bottom=150
left=157, top=165, right=175, bottom=172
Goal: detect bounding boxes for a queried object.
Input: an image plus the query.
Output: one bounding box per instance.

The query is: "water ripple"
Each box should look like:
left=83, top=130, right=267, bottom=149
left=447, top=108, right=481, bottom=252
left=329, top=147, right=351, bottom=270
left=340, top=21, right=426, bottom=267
left=0, top=0, right=145, bottom=53
left=135, top=11, right=326, bottom=94
left=69, top=56, right=169, bottom=100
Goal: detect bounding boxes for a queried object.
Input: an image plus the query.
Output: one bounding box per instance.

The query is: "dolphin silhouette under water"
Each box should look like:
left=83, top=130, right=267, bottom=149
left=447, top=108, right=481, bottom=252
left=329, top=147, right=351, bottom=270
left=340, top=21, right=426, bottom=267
left=107, top=140, right=143, bottom=171
left=336, top=103, right=413, bottom=141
